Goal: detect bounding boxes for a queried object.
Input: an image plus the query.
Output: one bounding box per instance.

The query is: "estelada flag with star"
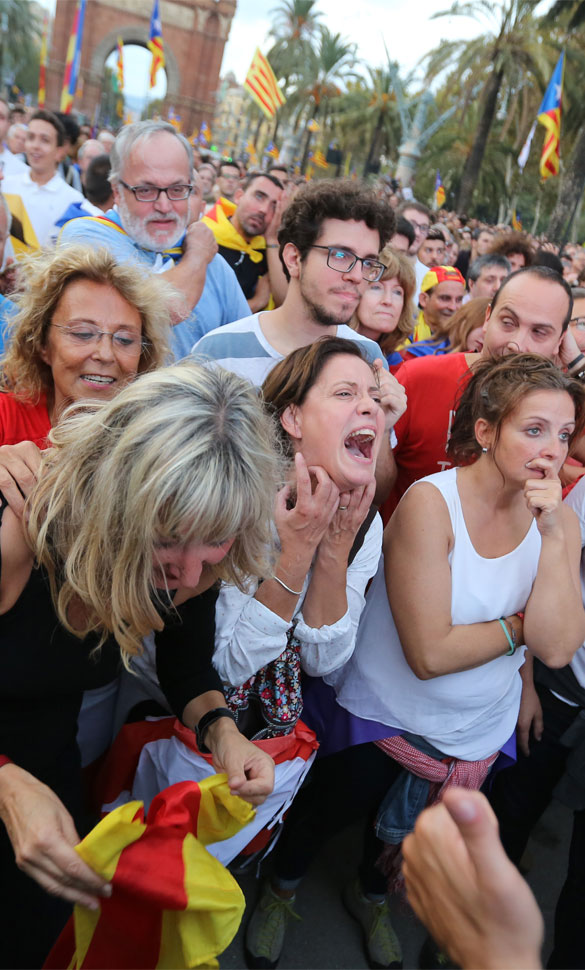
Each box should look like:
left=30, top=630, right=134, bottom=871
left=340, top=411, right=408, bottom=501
left=148, top=0, right=165, bottom=89
left=538, top=52, right=564, bottom=180
left=244, top=48, right=286, bottom=120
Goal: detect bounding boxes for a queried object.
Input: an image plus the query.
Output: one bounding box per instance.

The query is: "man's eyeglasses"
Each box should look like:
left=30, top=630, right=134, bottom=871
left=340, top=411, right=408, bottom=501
left=119, top=180, right=193, bottom=202
left=50, top=323, right=145, bottom=355
left=310, top=245, right=385, bottom=282
left=570, top=317, right=585, bottom=330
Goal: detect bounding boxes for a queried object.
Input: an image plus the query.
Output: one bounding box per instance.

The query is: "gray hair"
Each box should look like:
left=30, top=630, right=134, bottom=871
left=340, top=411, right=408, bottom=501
left=109, top=120, right=193, bottom=183
left=572, top=287, right=585, bottom=301
left=469, top=252, right=512, bottom=282
left=7, top=122, right=26, bottom=138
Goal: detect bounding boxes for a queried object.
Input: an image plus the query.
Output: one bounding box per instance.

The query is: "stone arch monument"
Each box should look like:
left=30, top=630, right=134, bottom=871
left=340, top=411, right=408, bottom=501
left=45, top=0, right=236, bottom=136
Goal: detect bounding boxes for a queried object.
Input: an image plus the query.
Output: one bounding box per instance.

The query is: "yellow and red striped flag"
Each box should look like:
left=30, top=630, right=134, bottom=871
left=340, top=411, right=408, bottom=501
left=148, top=0, right=165, bottom=89
left=244, top=48, right=286, bottom=120
left=38, top=11, right=49, bottom=108
left=116, top=37, right=124, bottom=92
left=538, top=52, right=564, bottom=180
left=44, top=777, right=250, bottom=970
left=60, top=0, right=87, bottom=113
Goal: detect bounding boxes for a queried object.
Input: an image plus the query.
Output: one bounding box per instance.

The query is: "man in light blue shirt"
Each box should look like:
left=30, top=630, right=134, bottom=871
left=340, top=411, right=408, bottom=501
left=59, top=120, right=248, bottom=359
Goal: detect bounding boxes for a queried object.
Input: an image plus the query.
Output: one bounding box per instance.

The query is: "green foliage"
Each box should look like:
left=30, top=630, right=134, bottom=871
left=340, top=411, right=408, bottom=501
left=0, top=0, right=42, bottom=97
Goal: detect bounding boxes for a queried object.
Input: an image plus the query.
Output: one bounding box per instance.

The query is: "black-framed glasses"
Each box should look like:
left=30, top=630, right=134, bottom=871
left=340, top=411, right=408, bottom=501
left=310, top=245, right=385, bottom=282
left=118, top=180, right=193, bottom=202
left=571, top=316, right=585, bottom=330
left=50, top=323, right=146, bottom=355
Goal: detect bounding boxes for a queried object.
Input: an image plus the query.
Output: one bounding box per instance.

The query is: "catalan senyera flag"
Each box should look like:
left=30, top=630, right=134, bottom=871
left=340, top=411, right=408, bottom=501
left=265, top=141, right=279, bottom=159
left=38, top=11, right=49, bottom=108
left=511, top=208, right=523, bottom=231
left=434, top=170, right=446, bottom=208
left=148, top=0, right=165, bottom=89
left=116, top=37, right=124, bottom=92
left=44, top=778, right=251, bottom=970
left=538, top=52, right=564, bottom=180
left=60, top=0, right=87, bottom=114
left=244, top=48, right=286, bottom=120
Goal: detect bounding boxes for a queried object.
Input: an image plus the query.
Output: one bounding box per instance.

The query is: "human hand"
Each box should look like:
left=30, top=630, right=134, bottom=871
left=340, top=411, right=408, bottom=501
left=517, top=657, right=543, bottom=757
left=0, top=257, right=17, bottom=295
left=0, top=440, right=42, bottom=518
left=558, top=327, right=582, bottom=369
left=207, top=721, right=275, bottom=805
left=372, top=359, right=407, bottom=430
left=182, top=220, right=218, bottom=267
left=275, top=453, right=340, bottom=567
left=318, top=479, right=376, bottom=561
left=524, top=459, right=563, bottom=536
left=265, top=197, right=284, bottom=245
left=0, top=764, right=111, bottom=909
left=402, top=788, right=544, bottom=970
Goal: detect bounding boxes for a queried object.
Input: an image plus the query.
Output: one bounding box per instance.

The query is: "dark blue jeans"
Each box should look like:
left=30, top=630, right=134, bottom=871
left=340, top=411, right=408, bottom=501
left=488, top=685, right=584, bottom=969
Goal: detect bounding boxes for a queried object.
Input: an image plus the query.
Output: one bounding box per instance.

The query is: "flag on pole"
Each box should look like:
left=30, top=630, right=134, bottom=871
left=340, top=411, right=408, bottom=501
left=511, top=209, right=522, bottom=231
left=244, top=48, right=286, bottom=120
left=434, top=170, right=446, bottom=208
left=311, top=149, right=328, bottom=169
left=306, top=118, right=320, bottom=133
left=116, top=37, right=124, bottom=92
left=265, top=141, right=279, bottom=159
left=517, top=120, right=536, bottom=172
left=538, top=52, right=564, bottom=180
left=60, top=0, right=87, bottom=114
left=197, top=121, right=211, bottom=146
left=38, top=11, right=49, bottom=108
left=148, top=0, right=165, bottom=89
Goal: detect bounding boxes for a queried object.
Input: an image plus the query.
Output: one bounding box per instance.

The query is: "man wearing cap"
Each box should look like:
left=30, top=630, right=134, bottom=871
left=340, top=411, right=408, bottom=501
left=403, top=265, right=465, bottom=356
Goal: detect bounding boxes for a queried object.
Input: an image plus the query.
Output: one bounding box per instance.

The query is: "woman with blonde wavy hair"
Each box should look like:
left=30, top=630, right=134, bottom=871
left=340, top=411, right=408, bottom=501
left=352, top=246, right=415, bottom=370
left=0, top=361, right=280, bottom=969
left=0, top=244, right=173, bottom=512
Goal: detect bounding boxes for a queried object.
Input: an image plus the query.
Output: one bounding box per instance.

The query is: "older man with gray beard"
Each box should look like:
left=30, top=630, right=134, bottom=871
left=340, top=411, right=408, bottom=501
left=59, top=120, right=248, bottom=358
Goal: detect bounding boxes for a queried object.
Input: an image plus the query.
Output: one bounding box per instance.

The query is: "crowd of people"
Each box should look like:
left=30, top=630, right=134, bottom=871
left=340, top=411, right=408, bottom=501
left=0, top=104, right=584, bottom=970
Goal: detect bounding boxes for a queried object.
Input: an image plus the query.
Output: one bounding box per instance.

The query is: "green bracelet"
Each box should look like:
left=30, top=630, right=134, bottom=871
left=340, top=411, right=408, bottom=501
left=498, top=617, right=517, bottom=655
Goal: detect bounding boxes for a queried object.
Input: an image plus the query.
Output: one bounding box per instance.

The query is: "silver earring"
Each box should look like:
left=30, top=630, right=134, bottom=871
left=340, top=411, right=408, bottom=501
left=482, top=447, right=488, bottom=453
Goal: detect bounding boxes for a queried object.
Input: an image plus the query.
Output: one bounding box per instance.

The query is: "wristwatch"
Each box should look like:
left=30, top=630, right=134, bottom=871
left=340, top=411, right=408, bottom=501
left=567, top=353, right=585, bottom=380
left=194, top=707, right=237, bottom=753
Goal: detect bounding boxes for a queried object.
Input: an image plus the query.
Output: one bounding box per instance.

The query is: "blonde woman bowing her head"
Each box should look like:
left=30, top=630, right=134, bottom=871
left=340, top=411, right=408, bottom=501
left=0, top=361, right=280, bottom=968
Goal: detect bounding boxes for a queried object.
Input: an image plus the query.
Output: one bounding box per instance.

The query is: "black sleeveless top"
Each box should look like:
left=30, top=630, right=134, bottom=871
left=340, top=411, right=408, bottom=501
left=0, top=498, right=120, bottom=795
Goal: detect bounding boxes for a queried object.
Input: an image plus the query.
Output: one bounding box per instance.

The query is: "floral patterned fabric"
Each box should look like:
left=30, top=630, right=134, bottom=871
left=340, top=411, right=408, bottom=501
left=224, top=623, right=303, bottom=739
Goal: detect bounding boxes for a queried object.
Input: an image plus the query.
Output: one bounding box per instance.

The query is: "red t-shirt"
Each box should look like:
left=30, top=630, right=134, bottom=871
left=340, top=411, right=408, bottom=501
left=0, top=392, right=51, bottom=448
left=383, top=353, right=472, bottom=520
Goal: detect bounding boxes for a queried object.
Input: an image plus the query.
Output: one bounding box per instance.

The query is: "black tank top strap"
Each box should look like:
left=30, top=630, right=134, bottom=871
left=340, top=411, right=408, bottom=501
left=0, top=491, right=8, bottom=581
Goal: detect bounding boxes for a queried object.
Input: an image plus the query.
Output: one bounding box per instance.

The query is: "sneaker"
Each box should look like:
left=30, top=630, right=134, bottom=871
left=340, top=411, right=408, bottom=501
left=343, top=878, right=403, bottom=969
left=244, top=882, right=301, bottom=969
left=419, top=935, right=458, bottom=969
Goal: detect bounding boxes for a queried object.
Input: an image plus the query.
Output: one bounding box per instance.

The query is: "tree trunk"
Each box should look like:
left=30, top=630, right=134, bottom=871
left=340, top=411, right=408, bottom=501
left=547, top=122, right=585, bottom=244
left=300, top=104, right=319, bottom=174
left=457, top=66, right=504, bottom=213
left=363, top=110, right=384, bottom=178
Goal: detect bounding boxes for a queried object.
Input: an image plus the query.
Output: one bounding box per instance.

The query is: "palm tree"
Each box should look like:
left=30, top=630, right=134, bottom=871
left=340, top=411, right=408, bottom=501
left=266, top=1, right=323, bottom=141
left=423, top=0, right=550, bottom=213
left=295, top=26, right=358, bottom=171
left=0, top=0, right=41, bottom=97
left=335, top=66, right=403, bottom=177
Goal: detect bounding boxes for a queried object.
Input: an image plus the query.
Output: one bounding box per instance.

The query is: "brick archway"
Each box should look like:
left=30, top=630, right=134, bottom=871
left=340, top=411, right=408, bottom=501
left=46, top=0, right=236, bottom=136
left=90, top=28, right=181, bottom=99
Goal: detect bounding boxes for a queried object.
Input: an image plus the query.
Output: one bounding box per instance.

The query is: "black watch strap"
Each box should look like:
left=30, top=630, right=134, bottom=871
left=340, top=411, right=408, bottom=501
left=567, top=353, right=585, bottom=373
left=195, top=707, right=237, bottom=753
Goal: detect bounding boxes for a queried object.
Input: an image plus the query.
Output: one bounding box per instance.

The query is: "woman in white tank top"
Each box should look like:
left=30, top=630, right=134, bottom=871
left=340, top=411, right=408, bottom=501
left=330, top=353, right=585, bottom=760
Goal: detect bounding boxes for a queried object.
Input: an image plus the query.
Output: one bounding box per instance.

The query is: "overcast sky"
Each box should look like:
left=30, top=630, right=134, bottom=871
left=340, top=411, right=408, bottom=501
left=40, top=0, right=553, bottom=104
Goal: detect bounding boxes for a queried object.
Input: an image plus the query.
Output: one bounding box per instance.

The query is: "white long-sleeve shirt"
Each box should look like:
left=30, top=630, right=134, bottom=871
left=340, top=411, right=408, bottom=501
left=213, top=514, right=383, bottom=686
